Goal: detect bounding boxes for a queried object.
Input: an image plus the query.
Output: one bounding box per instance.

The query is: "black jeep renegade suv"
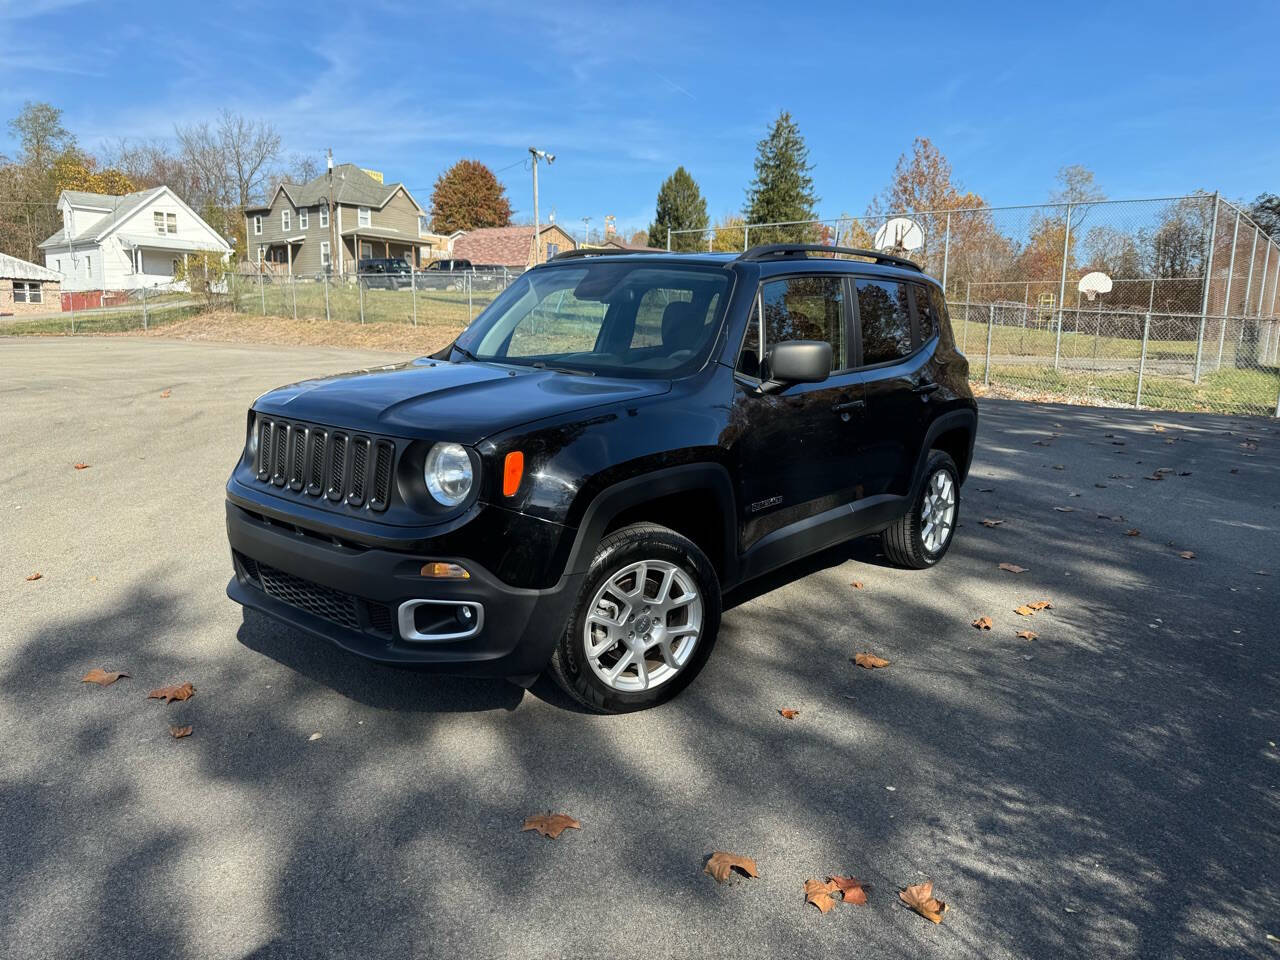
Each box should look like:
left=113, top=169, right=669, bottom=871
left=225, top=244, right=977, bottom=712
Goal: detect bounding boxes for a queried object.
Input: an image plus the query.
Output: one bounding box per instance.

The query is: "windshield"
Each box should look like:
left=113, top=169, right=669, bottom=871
left=453, top=261, right=731, bottom=378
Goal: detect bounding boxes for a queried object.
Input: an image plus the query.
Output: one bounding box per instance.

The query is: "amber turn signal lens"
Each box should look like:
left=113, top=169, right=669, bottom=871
left=503, top=451, right=524, bottom=497
left=419, top=562, right=470, bottom=580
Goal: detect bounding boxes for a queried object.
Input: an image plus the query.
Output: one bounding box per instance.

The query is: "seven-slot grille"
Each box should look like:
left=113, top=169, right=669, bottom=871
left=253, top=414, right=395, bottom=511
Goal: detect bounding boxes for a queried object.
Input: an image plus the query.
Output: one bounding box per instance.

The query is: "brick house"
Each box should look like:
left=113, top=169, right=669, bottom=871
left=243, top=164, right=428, bottom=276
left=452, top=224, right=577, bottom=269
left=0, top=251, right=62, bottom=315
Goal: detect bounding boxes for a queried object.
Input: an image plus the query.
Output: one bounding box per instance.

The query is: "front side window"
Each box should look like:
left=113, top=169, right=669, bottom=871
left=856, top=278, right=912, bottom=365
left=282, top=209, right=291, bottom=232
left=744, top=275, right=847, bottom=377
left=358, top=206, right=371, bottom=227
left=457, top=262, right=730, bottom=379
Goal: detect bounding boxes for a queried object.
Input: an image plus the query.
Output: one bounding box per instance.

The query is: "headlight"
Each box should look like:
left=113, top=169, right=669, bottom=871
left=423, top=442, right=473, bottom=506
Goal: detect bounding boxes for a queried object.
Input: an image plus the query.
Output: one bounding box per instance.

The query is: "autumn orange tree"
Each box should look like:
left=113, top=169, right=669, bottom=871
left=429, top=159, right=513, bottom=233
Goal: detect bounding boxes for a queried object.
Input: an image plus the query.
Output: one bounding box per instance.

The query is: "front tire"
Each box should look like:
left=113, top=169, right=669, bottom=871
left=549, top=523, right=721, bottom=713
left=882, top=449, right=960, bottom=569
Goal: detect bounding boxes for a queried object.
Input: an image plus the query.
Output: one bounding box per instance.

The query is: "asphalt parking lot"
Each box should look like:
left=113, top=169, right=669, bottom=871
left=3, top=336, right=1279, bottom=960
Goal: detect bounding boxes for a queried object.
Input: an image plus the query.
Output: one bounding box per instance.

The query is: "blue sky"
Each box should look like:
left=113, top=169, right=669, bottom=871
left=2, top=0, right=1277, bottom=238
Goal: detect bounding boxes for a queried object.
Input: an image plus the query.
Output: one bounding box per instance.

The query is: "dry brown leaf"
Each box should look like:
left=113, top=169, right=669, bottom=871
left=972, top=616, right=993, bottom=630
left=1125, top=529, right=1141, bottom=537
left=521, top=813, right=581, bottom=839
left=25, top=572, right=42, bottom=581
left=147, top=682, right=195, bottom=703
left=779, top=708, right=799, bottom=719
left=1029, top=600, right=1053, bottom=610
left=899, top=881, right=948, bottom=924
left=169, top=724, right=192, bottom=739
left=998, top=562, right=1027, bottom=574
left=704, top=851, right=759, bottom=883
left=1016, top=630, right=1038, bottom=640
left=160, top=389, right=171, bottom=398
left=831, top=876, right=870, bottom=905
left=850, top=580, right=864, bottom=589
left=1152, top=423, right=1166, bottom=432
left=1014, top=605, right=1036, bottom=616
left=804, top=878, right=840, bottom=913
left=981, top=518, right=1004, bottom=527
left=82, top=668, right=129, bottom=686
left=853, top=652, right=890, bottom=669
left=73, top=462, right=90, bottom=470
left=1177, top=550, right=1195, bottom=560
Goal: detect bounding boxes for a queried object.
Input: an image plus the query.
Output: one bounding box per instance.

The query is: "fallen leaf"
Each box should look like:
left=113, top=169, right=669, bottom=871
left=981, top=518, right=1004, bottom=527
left=972, top=616, right=993, bottom=630
left=1014, top=605, right=1036, bottom=616
left=169, top=724, right=192, bottom=739
left=308, top=732, right=322, bottom=741
left=1052, top=464, right=1065, bottom=470
left=1016, top=630, right=1038, bottom=640
left=160, top=389, right=171, bottom=398
left=1033, top=439, right=1052, bottom=446
left=1177, top=550, right=1195, bottom=560
left=147, top=682, right=195, bottom=703
left=998, top=562, right=1027, bottom=574
left=522, top=813, right=581, bottom=839
left=804, top=878, right=841, bottom=913
left=1256, top=570, right=1270, bottom=576
left=850, top=580, right=864, bottom=589
left=1028, top=600, right=1053, bottom=610
left=82, top=668, right=129, bottom=686
left=73, top=462, right=90, bottom=470
left=25, top=572, right=42, bottom=581
left=899, top=881, right=948, bottom=924
left=779, top=708, right=799, bottom=719
left=831, top=876, right=870, bottom=905
left=704, top=851, right=758, bottom=883
left=1054, top=506, right=1075, bottom=512
left=1144, top=473, right=1163, bottom=481
left=1125, top=529, right=1141, bottom=537
left=1152, top=424, right=1166, bottom=432
left=977, top=486, right=993, bottom=492
left=853, top=652, right=890, bottom=669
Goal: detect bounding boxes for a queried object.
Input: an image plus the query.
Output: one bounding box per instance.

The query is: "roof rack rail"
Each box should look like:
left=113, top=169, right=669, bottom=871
left=737, top=243, right=922, bottom=272
left=548, top=247, right=654, bottom=262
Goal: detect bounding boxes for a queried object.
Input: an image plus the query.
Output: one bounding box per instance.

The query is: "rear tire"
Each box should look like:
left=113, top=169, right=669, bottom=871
left=882, top=449, right=960, bottom=569
left=549, top=523, right=721, bottom=714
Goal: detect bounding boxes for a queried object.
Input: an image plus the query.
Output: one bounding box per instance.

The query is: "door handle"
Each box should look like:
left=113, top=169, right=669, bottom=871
left=912, top=381, right=941, bottom=395
left=832, top=399, right=865, bottom=413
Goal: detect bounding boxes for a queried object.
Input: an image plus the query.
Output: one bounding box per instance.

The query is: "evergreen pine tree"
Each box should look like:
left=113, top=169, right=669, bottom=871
left=647, top=167, right=709, bottom=251
left=743, top=111, right=819, bottom=244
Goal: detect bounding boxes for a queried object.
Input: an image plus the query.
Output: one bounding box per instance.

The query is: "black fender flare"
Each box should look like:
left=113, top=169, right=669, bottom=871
left=560, top=463, right=740, bottom=586
left=908, top=407, right=978, bottom=500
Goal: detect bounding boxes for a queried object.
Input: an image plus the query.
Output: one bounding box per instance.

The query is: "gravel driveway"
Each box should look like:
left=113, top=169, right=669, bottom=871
left=3, top=336, right=1278, bottom=959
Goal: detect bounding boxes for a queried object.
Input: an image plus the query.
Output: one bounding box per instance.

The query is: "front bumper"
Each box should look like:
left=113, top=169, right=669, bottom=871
left=225, top=501, right=583, bottom=677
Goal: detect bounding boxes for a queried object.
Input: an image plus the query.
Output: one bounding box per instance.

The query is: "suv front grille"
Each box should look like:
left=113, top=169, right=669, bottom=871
left=253, top=415, right=395, bottom=511
left=235, top=551, right=393, bottom=637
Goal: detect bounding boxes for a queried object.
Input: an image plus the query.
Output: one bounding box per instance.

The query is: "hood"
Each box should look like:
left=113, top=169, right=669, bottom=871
left=252, top=357, right=671, bottom=442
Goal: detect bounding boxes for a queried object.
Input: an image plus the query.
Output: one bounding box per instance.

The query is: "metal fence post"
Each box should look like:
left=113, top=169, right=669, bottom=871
left=1257, top=243, right=1270, bottom=316
left=961, top=281, right=970, bottom=354
left=358, top=273, right=365, bottom=324
left=666, top=227, right=671, bottom=252
left=467, top=271, right=473, bottom=320
left=1217, top=209, right=1240, bottom=370
left=743, top=225, right=749, bottom=252
left=941, top=211, right=951, bottom=295
left=291, top=275, right=297, bottom=321
left=142, top=286, right=147, bottom=332
left=323, top=271, right=331, bottom=323
left=1194, top=193, right=1220, bottom=383
left=258, top=269, right=265, bottom=315
left=984, top=303, right=994, bottom=387
left=1053, top=202, right=1072, bottom=370
left=410, top=263, right=417, bottom=326
left=1136, top=312, right=1151, bottom=409
left=1242, top=225, right=1259, bottom=319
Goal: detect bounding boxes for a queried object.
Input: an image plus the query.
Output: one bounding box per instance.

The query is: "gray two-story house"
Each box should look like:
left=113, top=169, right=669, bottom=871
left=244, top=164, right=428, bottom=276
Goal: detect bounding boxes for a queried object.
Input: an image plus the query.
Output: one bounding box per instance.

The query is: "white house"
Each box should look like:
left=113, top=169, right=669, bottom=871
left=39, top=186, right=232, bottom=292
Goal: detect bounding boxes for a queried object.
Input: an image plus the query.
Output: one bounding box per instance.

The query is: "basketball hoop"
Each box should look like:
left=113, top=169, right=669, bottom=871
left=1077, top=271, right=1112, bottom=303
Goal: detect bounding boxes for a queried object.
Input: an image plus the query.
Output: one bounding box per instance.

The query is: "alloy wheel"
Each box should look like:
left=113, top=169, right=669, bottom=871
left=921, top=468, right=956, bottom=554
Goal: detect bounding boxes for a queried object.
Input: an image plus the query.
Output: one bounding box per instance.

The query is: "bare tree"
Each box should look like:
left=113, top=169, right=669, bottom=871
left=174, top=109, right=282, bottom=211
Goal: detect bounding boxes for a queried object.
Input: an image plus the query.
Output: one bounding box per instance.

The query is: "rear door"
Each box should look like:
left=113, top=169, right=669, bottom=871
left=851, top=275, right=935, bottom=497
left=730, top=273, right=867, bottom=552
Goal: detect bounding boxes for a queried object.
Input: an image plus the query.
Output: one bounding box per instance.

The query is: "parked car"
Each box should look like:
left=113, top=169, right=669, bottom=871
left=424, top=258, right=473, bottom=273
left=225, top=245, right=977, bottom=713
left=358, top=258, right=412, bottom=289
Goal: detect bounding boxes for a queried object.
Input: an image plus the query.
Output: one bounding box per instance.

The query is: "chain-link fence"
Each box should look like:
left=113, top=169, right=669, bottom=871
left=672, top=194, right=1280, bottom=416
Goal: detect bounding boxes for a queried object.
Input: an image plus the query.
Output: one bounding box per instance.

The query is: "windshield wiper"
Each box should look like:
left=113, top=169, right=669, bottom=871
left=451, top=343, right=478, bottom=362
left=530, top=360, right=596, bottom=377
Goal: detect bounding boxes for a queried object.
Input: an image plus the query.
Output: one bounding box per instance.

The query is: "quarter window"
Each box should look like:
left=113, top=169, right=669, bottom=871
left=855, top=278, right=913, bottom=365
left=911, top=283, right=935, bottom=344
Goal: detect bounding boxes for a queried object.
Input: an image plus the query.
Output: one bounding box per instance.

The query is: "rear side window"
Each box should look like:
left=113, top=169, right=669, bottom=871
left=856, top=278, right=912, bottom=365
left=758, top=276, right=847, bottom=373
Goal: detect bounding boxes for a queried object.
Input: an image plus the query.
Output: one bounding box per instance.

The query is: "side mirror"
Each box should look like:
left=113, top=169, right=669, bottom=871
left=762, top=340, right=832, bottom=391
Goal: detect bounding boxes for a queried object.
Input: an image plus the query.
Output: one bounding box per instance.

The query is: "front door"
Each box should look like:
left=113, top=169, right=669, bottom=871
left=729, top=274, right=868, bottom=558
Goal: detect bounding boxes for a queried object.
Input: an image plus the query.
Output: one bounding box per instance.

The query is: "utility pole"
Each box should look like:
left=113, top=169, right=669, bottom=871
left=529, top=147, right=554, bottom=265
left=581, top=216, right=592, bottom=246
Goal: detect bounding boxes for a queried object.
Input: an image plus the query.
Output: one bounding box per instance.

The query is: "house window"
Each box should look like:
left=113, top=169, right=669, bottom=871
left=257, top=245, right=265, bottom=264
left=172, top=258, right=180, bottom=276
left=299, top=208, right=308, bottom=230
left=358, top=206, right=370, bottom=227
left=320, top=241, right=331, bottom=269
left=319, top=206, right=329, bottom=228
left=360, top=242, right=372, bottom=259
left=282, top=209, right=291, bottom=232
left=166, top=212, right=176, bottom=234
left=13, top=281, right=41, bottom=303
left=85, top=256, right=91, bottom=277
left=154, top=211, right=166, bottom=235
left=56, top=258, right=62, bottom=271
left=253, top=215, right=262, bottom=235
